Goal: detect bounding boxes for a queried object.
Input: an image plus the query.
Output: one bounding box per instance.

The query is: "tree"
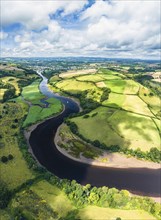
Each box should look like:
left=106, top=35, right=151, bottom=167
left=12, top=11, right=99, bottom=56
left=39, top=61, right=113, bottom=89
left=1, top=156, right=8, bottom=163
left=0, top=180, right=12, bottom=208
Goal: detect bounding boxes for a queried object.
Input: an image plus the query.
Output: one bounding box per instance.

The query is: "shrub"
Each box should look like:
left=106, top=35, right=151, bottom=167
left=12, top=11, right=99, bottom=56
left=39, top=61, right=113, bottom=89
left=0, top=180, right=12, bottom=208
left=8, top=154, right=14, bottom=160
left=1, top=156, right=8, bottom=163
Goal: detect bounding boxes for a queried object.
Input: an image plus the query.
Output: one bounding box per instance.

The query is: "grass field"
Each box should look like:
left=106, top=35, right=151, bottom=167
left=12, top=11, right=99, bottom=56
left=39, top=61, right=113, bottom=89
left=1, top=77, right=21, bottom=95
left=124, top=80, right=140, bottom=94
left=22, top=80, right=45, bottom=105
left=0, top=88, right=7, bottom=101
left=76, top=74, right=105, bottom=82
left=23, top=97, right=62, bottom=127
left=78, top=205, right=156, bottom=220
left=31, top=180, right=74, bottom=218
left=103, top=92, right=125, bottom=108
left=50, top=68, right=160, bottom=154
left=71, top=107, right=124, bottom=147
left=104, top=79, right=126, bottom=93
left=55, top=78, right=96, bottom=94
left=0, top=102, right=34, bottom=189
left=71, top=106, right=160, bottom=151
left=59, top=69, right=96, bottom=78
left=58, top=124, right=102, bottom=159
left=108, top=110, right=160, bottom=151
left=139, top=85, right=161, bottom=117
left=122, top=95, right=153, bottom=117
left=104, top=79, right=139, bottom=94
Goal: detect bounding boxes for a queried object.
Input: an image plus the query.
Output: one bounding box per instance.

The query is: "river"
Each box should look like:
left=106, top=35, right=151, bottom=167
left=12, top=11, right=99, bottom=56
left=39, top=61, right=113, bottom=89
left=29, top=71, right=161, bottom=198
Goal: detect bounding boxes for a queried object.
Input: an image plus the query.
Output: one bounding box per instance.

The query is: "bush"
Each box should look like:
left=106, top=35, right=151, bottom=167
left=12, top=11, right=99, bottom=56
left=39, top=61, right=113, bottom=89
left=8, top=154, right=14, bottom=160
left=1, top=156, right=8, bottom=163
left=0, top=180, right=12, bottom=208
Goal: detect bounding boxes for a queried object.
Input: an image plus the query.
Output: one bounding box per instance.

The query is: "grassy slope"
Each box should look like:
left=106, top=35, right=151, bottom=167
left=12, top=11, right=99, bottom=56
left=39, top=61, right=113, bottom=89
left=31, top=180, right=74, bottom=218
left=71, top=107, right=123, bottom=147
left=23, top=97, right=62, bottom=127
left=78, top=205, right=156, bottom=220
left=2, top=76, right=21, bottom=95
left=22, top=80, right=45, bottom=105
left=71, top=106, right=160, bottom=151
left=55, top=78, right=96, bottom=94
left=0, top=102, right=34, bottom=189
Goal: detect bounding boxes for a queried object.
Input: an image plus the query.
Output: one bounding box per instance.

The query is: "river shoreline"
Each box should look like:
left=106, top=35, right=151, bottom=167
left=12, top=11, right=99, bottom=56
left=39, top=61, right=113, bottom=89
left=54, top=124, right=161, bottom=170
left=27, top=71, right=161, bottom=200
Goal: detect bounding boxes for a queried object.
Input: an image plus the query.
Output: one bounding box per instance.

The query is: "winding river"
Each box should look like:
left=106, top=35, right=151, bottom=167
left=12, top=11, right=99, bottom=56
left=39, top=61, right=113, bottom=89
left=29, top=71, right=161, bottom=198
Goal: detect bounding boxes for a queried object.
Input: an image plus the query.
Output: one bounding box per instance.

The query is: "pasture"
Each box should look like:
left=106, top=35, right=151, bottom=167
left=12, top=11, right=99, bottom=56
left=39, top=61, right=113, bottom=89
left=59, top=69, right=96, bottom=78
left=78, top=206, right=156, bottom=220
left=76, top=74, right=105, bottom=82
left=31, top=180, right=74, bottom=218
left=55, top=78, right=96, bottom=94
left=71, top=107, right=124, bottom=147
left=1, top=76, right=21, bottom=95
left=71, top=107, right=160, bottom=151
left=139, top=85, right=161, bottom=117
left=22, top=80, right=45, bottom=105
left=23, top=97, right=62, bottom=127
left=0, top=102, right=34, bottom=189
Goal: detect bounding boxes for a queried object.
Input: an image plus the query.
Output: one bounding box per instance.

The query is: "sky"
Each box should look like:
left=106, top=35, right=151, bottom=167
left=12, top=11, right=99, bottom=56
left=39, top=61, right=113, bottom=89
left=0, top=0, right=161, bottom=59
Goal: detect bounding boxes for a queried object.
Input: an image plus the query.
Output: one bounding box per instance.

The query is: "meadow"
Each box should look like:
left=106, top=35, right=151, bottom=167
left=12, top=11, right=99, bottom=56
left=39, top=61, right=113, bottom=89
left=51, top=68, right=161, bottom=155
left=23, top=97, right=62, bottom=127
left=0, top=65, right=160, bottom=220
left=22, top=80, right=45, bottom=105
left=0, top=102, right=34, bottom=189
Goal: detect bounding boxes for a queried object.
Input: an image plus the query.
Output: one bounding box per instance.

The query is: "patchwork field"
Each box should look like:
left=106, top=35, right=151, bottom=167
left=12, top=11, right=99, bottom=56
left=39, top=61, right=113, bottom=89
left=71, top=106, right=160, bottom=152
left=139, top=85, right=161, bottom=117
left=49, top=68, right=161, bottom=154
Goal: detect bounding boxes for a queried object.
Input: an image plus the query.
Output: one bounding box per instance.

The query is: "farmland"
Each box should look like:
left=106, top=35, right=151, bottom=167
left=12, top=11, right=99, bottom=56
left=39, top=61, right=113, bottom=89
left=0, top=61, right=160, bottom=220
left=51, top=68, right=161, bottom=159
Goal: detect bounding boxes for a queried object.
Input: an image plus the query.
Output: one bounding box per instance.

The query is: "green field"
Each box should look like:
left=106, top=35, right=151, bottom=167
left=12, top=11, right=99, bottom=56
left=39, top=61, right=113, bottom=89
left=104, top=79, right=139, bottom=94
left=22, top=80, right=45, bottom=105
left=2, top=76, right=21, bottom=95
left=139, top=85, right=161, bottom=117
left=76, top=74, right=105, bottom=82
left=71, top=106, right=160, bottom=151
left=78, top=206, right=156, bottom=220
left=23, top=97, right=62, bottom=127
left=31, top=180, right=74, bottom=218
left=0, top=88, right=7, bottom=101
left=71, top=107, right=124, bottom=147
left=9, top=180, right=158, bottom=220
left=0, top=102, right=34, bottom=189
left=55, top=78, right=96, bottom=94
left=103, top=92, right=125, bottom=108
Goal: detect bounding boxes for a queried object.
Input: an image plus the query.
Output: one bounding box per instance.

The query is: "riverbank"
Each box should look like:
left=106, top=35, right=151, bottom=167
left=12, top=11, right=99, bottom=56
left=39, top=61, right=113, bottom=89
left=55, top=124, right=160, bottom=170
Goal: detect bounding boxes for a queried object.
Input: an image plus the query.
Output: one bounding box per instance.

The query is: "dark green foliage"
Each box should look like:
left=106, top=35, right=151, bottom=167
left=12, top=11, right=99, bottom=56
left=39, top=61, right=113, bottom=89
left=3, top=85, right=16, bottom=102
left=0, top=180, right=12, bottom=208
left=8, top=154, right=14, bottom=160
left=100, top=87, right=111, bottom=102
left=1, top=156, right=8, bottom=163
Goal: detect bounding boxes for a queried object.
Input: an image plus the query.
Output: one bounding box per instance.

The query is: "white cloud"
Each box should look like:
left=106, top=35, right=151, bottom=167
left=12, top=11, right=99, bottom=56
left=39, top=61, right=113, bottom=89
left=1, top=0, right=87, bottom=29
left=1, top=0, right=160, bottom=59
left=0, top=31, right=8, bottom=40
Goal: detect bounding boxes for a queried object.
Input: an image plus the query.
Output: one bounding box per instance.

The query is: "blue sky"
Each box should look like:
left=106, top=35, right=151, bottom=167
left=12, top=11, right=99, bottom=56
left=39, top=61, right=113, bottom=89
left=0, top=0, right=160, bottom=59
